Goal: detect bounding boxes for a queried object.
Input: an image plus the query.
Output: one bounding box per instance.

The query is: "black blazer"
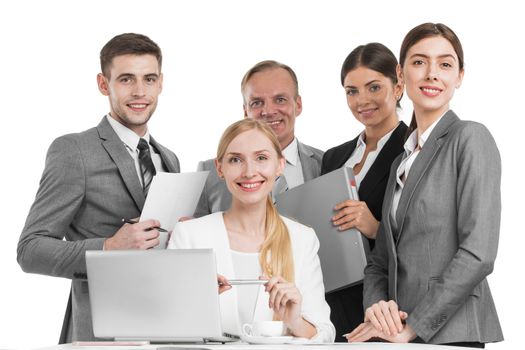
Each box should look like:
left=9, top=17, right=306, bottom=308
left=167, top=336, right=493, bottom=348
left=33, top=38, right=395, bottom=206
left=321, top=121, right=407, bottom=340
left=321, top=121, right=408, bottom=225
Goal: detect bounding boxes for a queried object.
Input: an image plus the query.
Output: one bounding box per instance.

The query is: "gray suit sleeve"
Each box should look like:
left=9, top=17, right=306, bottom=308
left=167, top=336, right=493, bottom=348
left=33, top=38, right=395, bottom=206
left=407, top=123, right=501, bottom=341
left=363, top=219, right=390, bottom=308
left=17, top=136, right=105, bottom=279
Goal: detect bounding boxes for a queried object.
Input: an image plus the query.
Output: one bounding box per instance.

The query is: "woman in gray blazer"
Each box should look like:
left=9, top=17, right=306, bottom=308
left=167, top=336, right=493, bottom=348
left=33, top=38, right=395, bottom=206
left=346, top=23, right=503, bottom=347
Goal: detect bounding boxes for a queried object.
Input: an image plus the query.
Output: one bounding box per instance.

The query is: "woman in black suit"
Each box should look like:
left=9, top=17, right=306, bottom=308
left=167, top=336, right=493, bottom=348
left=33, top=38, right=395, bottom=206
left=322, top=43, right=408, bottom=341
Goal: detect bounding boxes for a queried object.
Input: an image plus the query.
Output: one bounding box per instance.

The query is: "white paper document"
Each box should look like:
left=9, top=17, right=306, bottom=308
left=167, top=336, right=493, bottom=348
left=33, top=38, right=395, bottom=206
left=140, top=171, right=209, bottom=231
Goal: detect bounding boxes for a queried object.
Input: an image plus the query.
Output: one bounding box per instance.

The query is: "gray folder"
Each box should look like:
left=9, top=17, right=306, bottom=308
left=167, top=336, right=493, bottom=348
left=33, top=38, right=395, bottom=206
left=276, top=167, right=369, bottom=292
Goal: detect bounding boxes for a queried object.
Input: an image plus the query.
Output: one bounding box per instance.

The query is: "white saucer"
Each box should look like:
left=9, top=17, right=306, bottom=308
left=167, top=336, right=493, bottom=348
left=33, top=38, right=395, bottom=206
left=241, top=335, right=294, bottom=344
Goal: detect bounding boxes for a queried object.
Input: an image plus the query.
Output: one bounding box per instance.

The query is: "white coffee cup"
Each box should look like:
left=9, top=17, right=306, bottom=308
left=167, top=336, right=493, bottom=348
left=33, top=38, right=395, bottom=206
left=242, top=321, right=284, bottom=337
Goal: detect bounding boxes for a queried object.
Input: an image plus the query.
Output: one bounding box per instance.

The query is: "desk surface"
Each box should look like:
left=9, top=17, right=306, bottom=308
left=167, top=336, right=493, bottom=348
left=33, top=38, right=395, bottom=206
left=32, top=342, right=470, bottom=350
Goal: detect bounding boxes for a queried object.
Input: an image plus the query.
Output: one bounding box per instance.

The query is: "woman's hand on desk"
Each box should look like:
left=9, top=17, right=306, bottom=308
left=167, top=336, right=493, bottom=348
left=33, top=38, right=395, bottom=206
left=332, top=200, right=379, bottom=239
left=345, top=321, right=416, bottom=343
left=364, top=299, right=407, bottom=336
left=264, top=276, right=316, bottom=339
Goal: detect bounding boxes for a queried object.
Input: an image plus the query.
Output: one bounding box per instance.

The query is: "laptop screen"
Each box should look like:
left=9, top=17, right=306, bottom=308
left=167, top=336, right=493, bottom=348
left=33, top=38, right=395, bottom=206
left=86, top=249, right=225, bottom=341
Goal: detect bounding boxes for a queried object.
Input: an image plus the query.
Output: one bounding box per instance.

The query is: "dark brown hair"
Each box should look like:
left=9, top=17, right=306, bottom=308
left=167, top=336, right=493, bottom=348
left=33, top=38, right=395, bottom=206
left=100, top=33, right=162, bottom=78
left=341, top=42, right=401, bottom=107
left=240, top=60, right=299, bottom=101
left=400, top=23, right=464, bottom=135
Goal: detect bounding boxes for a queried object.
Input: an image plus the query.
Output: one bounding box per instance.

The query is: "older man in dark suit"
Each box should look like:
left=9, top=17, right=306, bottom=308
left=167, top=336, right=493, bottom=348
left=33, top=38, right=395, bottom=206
left=17, top=33, right=179, bottom=342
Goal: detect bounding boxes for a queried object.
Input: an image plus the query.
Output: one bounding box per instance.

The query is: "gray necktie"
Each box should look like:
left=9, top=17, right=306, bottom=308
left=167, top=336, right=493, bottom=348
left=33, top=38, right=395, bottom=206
left=272, top=175, right=289, bottom=203
left=137, top=138, right=156, bottom=195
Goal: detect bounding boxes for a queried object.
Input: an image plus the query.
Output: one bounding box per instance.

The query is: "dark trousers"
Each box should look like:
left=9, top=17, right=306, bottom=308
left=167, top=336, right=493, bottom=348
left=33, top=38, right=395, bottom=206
left=325, top=283, right=364, bottom=342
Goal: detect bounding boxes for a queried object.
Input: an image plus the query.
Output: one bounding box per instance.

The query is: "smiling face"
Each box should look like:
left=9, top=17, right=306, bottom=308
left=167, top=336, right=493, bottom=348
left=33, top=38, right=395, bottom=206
left=97, top=54, right=163, bottom=136
left=242, top=68, right=302, bottom=149
left=343, top=66, right=402, bottom=133
left=400, top=36, right=464, bottom=121
left=216, top=129, right=285, bottom=207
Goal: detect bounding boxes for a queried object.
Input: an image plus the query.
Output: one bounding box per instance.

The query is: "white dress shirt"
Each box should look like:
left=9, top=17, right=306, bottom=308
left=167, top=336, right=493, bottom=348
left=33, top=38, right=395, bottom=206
left=282, top=137, right=305, bottom=189
left=231, top=250, right=261, bottom=326
left=106, top=115, right=165, bottom=187
left=344, top=126, right=397, bottom=188
left=390, top=112, right=446, bottom=229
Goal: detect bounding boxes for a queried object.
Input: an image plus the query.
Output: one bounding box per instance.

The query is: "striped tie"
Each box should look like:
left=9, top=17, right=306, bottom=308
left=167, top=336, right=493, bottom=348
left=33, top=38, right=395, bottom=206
left=137, top=138, right=156, bottom=195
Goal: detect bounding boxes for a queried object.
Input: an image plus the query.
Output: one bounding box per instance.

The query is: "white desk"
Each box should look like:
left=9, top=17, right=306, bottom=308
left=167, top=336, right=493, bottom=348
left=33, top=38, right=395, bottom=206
left=32, top=342, right=470, bottom=350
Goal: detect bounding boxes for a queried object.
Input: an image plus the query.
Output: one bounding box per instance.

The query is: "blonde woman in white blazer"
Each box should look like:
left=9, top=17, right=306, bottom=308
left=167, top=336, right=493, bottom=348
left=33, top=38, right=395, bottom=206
left=168, top=119, right=334, bottom=342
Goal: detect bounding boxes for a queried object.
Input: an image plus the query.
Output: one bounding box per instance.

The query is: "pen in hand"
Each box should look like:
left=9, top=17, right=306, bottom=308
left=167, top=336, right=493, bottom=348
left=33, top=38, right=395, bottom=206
left=219, top=279, right=268, bottom=286
left=121, top=218, right=168, bottom=232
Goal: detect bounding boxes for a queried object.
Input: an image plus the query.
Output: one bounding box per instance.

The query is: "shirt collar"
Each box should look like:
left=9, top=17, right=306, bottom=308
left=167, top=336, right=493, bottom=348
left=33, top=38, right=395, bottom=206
left=403, top=129, right=418, bottom=155
left=356, top=132, right=366, bottom=150
left=377, top=126, right=396, bottom=149
left=357, top=125, right=396, bottom=151
left=106, top=114, right=151, bottom=151
left=403, top=111, right=447, bottom=155
left=282, top=137, right=299, bottom=166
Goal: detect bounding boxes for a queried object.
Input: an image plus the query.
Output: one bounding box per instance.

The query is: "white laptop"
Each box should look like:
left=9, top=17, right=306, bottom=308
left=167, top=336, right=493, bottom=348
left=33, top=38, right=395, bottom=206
left=86, top=249, right=239, bottom=342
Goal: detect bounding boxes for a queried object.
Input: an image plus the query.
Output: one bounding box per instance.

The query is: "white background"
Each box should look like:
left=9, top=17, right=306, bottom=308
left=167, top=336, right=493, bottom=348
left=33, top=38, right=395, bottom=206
left=1, top=0, right=523, bottom=349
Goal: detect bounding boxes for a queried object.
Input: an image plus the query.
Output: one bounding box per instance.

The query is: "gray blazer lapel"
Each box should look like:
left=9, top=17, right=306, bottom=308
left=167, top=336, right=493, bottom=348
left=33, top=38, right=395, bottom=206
left=298, top=141, right=321, bottom=181
left=96, top=117, right=145, bottom=210
left=395, top=111, right=459, bottom=242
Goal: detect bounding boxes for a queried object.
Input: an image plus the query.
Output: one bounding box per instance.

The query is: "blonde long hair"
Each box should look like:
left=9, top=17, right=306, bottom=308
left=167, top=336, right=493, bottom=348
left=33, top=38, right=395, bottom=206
left=216, top=119, right=294, bottom=283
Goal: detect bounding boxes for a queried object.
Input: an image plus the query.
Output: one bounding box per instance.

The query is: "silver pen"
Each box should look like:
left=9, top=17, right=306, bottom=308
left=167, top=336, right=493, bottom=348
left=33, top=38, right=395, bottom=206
left=223, top=279, right=267, bottom=285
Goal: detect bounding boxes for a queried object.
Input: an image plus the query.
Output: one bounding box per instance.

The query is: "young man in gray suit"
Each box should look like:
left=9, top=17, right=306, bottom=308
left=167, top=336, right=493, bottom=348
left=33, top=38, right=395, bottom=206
left=17, top=33, right=180, bottom=342
left=194, top=60, right=323, bottom=216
